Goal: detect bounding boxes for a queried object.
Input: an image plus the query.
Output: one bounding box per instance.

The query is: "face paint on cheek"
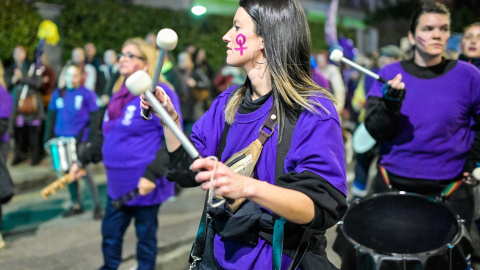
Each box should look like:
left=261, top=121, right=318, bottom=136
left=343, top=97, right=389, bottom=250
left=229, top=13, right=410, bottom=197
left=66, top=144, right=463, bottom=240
left=234, top=34, right=247, bottom=56
left=417, top=36, right=426, bottom=48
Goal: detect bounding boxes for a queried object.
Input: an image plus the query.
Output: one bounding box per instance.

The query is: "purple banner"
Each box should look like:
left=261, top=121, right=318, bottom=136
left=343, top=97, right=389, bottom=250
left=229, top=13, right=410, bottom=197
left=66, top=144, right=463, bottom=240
left=325, top=0, right=339, bottom=47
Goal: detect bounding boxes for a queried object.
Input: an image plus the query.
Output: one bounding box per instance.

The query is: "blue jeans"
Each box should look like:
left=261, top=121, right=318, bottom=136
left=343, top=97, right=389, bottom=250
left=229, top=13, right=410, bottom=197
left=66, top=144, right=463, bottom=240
left=101, top=197, right=160, bottom=270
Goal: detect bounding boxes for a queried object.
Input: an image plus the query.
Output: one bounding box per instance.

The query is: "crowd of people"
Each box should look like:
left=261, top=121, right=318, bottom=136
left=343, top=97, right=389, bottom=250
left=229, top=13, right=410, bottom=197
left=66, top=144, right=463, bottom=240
left=0, top=0, right=479, bottom=269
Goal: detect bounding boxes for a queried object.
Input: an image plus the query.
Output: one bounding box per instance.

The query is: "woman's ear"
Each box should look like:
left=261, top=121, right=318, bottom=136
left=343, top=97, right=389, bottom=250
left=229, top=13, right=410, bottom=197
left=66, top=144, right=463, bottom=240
left=408, top=31, right=416, bottom=46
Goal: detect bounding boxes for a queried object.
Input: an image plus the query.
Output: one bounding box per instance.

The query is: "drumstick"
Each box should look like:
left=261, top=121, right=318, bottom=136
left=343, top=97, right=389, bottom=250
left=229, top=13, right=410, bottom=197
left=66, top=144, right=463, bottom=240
left=329, top=49, right=388, bottom=83
left=40, top=168, right=86, bottom=199
left=126, top=71, right=236, bottom=205
left=140, top=28, right=178, bottom=120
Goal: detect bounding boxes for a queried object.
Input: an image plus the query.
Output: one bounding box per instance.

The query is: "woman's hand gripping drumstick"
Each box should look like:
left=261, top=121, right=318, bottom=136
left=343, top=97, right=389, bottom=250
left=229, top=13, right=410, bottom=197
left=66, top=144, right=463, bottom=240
left=40, top=167, right=86, bottom=199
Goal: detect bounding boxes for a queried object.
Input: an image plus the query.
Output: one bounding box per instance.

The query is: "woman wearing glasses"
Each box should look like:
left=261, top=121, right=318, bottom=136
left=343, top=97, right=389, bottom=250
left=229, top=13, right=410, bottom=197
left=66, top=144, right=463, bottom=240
left=70, top=38, right=182, bottom=269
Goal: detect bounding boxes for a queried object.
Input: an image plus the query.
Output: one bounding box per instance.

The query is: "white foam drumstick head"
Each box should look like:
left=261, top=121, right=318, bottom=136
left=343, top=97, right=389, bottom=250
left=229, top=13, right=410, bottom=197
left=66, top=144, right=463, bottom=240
left=472, top=167, right=480, bottom=180
left=329, top=49, right=344, bottom=63
left=125, top=70, right=152, bottom=96
left=156, top=28, right=178, bottom=51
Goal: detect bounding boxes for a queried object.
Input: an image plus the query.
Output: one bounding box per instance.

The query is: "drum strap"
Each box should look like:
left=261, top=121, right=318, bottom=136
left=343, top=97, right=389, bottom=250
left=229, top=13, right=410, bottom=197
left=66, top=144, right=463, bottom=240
left=441, top=179, right=464, bottom=199
left=379, top=165, right=392, bottom=190
left=380, top=165, right=464, bottom=199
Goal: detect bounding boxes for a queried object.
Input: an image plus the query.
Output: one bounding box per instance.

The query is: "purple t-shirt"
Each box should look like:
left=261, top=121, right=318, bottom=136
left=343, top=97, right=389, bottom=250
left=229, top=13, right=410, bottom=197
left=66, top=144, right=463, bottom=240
left=191, top=85, right=346, bottom=269
left=48, top=86, right=98, bottom=142
left=368, top=61, right=480, bottom=179
left=0, top=85, right=13, bottom=143
left=101, top=83, right=181, bottom=206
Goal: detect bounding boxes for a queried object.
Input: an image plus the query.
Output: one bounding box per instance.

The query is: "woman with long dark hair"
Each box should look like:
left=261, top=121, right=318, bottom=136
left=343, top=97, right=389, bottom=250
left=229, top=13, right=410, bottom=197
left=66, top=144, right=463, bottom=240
left=142, top=0, right=347, bottom=269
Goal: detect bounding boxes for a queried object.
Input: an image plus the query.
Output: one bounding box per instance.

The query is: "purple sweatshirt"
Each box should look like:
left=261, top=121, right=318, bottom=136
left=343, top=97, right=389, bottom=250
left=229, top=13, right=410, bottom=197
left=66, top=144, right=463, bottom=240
left=48, top=86, right=98, bottom=142
left=368, top=61, right=480, bottom=179
left=0, top=85, right=13, bottom=143
left=101, top=83, right=181, bottom=206
left=190, top=85, right=346, bottom=269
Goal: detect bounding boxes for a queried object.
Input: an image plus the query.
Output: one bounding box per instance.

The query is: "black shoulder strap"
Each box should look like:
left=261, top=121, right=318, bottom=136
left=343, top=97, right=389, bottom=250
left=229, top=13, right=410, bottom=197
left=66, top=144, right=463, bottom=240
left=275, top=112, right=298, bottom=179
left=272, top=111, right=303, bottom=270
left=275, top=110, right=313, bottom=270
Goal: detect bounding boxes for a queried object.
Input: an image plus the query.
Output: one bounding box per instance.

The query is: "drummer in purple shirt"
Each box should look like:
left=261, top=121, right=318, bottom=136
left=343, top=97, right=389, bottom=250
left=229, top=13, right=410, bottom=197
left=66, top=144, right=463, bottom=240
left=141, top=0, right=348, bottom=269
left=364, top=2, right=480, bottom=230
left=44, top=64, right=102, bottom=219
left=70, top=38, right=181, bottom=269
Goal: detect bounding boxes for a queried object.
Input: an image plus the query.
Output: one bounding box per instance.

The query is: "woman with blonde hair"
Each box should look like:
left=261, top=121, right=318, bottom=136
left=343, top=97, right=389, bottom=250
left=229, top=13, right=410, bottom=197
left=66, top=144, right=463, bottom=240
left=70, top=38, right=182, bottom=269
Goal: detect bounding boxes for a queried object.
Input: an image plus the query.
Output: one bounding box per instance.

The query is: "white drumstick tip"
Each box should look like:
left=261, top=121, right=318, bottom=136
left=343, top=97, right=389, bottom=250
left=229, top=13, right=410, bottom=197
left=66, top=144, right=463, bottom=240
left=472, top=167, right=480, bottom=180
left=157, top=28, right=178, bottom=51
left=329, top=49, right=344, bottom=63
left=125, top=70, right=152, bottom=96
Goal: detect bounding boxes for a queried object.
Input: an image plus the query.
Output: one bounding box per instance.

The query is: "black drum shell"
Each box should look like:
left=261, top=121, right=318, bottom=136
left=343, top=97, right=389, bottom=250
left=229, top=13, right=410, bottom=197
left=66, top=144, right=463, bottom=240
left=333, top=192, right=473, bottom=270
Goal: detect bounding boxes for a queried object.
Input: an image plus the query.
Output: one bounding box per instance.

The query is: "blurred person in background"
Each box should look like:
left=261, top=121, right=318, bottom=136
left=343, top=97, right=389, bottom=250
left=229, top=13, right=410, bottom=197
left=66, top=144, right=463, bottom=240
left=214, top=59, right=246, bottom=96
left=177, top=52, right=197, bottom=134
left=316, top=50, right=346, bottom=116
left=58, top=47, right=97, bottom=92
left=459, top=22, right=480, bottom=69
left=9, top=45, right=45, bottom=166
left=5, top=46, right=29, bottom=93
left=97, top=49, right=120, bottom=114
left=310, top=54, right=331, bottom=90
left=43, top=64, right=102, bottom=219
left=189, top=48, right=214, bottom=125
left=161, top=53, right=184, bottom=97
left=85, top=42, right=102, bottom=70
left=0, top=59, right=14, bottom=250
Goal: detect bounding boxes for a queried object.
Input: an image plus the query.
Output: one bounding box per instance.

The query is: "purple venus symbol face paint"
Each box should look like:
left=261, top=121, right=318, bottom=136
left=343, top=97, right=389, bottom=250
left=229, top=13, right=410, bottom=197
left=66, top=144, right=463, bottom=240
left=234, top=34, right=247, bottom=56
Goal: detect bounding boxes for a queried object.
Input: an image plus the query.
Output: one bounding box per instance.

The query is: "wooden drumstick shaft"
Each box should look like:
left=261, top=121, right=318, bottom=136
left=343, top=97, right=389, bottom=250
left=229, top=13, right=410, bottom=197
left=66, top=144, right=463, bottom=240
left=40, top=168, right=86, bottom=199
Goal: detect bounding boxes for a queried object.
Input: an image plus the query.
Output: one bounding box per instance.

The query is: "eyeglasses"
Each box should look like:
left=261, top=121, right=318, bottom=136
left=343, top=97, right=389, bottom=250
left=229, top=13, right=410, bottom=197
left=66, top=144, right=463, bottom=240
left=117, top=52, right=146, bottom=61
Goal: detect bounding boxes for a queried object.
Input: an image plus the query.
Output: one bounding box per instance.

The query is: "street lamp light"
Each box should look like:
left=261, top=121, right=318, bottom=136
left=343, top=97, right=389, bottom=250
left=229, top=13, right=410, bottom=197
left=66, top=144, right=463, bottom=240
left=191, top=5, right=207, bottom=16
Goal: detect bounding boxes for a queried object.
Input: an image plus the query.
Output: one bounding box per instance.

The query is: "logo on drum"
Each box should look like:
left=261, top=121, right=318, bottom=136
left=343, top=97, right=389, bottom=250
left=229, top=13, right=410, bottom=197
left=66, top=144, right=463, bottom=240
left=75, top=95, right=84, bottom=110
left=56, top=97, right=64, bottom=109
left=122, top=105, right=136, bottom=126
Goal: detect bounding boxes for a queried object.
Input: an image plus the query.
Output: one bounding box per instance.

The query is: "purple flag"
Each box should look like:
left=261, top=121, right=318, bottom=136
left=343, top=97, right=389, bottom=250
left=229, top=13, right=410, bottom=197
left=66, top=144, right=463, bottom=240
left=325, top=0, right=339, bottom=47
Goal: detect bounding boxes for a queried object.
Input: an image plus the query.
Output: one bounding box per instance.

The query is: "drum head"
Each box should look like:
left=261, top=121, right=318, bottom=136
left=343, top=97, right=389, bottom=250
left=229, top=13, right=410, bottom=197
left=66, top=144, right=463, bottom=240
left=342, top=193, right=459, bottom=254
left=352, top=123, right=376, bottom=154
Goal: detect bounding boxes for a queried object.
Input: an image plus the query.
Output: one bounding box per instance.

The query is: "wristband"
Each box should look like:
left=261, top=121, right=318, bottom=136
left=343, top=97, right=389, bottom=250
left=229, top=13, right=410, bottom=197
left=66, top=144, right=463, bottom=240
left=161, top=113, right=180, bottom=128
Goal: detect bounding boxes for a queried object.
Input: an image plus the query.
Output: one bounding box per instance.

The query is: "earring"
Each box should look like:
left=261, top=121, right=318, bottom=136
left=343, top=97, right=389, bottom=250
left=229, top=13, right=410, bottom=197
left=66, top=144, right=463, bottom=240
left=252, top=47, right=265, bottom=65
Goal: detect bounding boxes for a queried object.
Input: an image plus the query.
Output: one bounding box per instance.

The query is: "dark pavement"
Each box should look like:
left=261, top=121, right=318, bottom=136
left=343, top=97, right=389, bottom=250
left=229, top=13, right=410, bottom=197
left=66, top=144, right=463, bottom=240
left=0, top=155, right=345, bottom=269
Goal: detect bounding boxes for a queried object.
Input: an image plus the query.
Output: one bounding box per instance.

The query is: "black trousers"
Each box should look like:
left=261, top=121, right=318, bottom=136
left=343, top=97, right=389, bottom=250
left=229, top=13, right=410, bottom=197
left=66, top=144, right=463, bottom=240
left=13, top=125, right=42, bottom=162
